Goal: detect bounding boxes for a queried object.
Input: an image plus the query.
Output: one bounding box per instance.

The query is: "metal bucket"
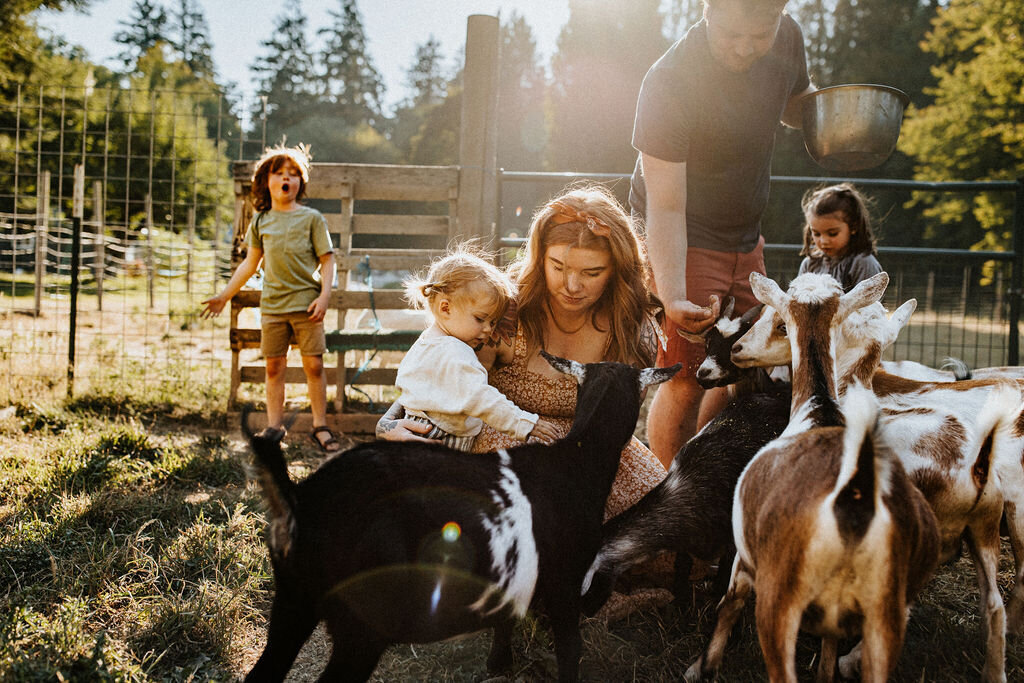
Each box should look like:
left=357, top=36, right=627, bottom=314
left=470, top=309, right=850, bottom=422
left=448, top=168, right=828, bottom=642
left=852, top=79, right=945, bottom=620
left=799, top=84, right=910, bottom=171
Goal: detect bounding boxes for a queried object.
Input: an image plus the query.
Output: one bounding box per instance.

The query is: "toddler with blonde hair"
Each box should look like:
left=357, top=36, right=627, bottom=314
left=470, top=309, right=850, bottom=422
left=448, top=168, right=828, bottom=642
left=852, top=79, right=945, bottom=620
left=395, top=246, right=558, bottom=451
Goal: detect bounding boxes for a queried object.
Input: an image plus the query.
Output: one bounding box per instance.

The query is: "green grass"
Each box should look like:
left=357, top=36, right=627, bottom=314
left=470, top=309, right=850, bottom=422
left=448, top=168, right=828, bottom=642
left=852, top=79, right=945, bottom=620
left=4, top=404, right=1024, bottom=682
left=2, top=395, right=1024, bottom=680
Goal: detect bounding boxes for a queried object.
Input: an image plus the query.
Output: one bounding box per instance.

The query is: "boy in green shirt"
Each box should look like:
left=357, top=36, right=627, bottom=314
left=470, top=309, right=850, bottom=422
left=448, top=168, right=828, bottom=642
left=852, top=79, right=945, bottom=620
left=202, top=143, right=340, bottom=454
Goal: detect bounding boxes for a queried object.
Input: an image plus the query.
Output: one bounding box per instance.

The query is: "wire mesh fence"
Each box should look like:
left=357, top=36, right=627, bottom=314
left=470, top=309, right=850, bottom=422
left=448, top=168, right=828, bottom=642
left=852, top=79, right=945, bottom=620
left=0, top=82, right=266, bottom=408
left=0, top=211, right=234, bottom=407
left=1, top=83, right=1022, bottom=410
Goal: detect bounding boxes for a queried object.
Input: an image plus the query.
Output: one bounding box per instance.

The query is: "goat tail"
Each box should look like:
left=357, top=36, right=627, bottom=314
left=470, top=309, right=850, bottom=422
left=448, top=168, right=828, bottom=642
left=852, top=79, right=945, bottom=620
left=831, top=382, right=885, bottom=543
left=970, top=383, right=1022, bottom=500
left=241, top=406, right=298, bottom=560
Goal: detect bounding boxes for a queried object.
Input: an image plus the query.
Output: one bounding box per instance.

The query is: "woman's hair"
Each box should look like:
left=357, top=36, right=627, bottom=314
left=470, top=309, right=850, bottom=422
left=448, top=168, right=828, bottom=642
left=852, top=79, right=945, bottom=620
left=404, top=244, right=516, bottom=323
left=799, top=182, right=878, bottom=257
left=508, top=183, right=657, bottom=367
left=250, top=142, right=312, bottom=212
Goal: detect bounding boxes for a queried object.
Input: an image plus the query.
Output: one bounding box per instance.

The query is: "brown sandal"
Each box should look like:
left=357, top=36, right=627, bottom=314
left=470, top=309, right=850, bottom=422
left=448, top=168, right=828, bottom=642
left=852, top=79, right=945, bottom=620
left=310, top=426, right=342, bottom=455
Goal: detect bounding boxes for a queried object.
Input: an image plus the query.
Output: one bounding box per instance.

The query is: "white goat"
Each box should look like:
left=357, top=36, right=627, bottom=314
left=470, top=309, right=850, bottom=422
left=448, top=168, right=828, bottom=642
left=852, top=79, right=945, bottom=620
left=686, top=272, right=940, bottom=683
left=733, top=283, right=1023, bottom=682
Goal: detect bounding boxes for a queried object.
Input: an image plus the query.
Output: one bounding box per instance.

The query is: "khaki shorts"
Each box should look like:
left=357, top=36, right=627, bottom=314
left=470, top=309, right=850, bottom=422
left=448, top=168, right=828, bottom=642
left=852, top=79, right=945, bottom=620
left=657, top=235, right=766, bottom=377
left=261, top=311, right=327, bottom=357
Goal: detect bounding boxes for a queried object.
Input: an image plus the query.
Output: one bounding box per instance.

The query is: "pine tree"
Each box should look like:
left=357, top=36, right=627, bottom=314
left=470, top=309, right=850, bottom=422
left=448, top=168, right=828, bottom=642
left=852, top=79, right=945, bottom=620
left=250, top=9, right=318, bottom=136
left=113, top=0, right=169, bottom=71
left=406, top=36, right=447, bottom=109
left=317, top=0, right=385, bottom=128
left=497, top=12, right=547, bottom=171
left=546, top=0, right=668, bottom=172
left=390, top=36, right=455, bottom=164
left=171, top=0, right=215, bottom=79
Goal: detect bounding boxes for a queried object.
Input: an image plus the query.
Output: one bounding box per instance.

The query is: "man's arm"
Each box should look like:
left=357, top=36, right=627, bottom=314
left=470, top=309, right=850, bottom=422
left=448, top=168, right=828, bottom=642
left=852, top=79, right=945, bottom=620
left=781, top=83, right=817, bottom=129
left=642, top=152, right=718, bottom=333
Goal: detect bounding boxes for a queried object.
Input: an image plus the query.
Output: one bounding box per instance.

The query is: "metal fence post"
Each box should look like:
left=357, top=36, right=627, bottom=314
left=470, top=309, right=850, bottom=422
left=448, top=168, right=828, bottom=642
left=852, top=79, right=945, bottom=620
left=1009, top=177, right=1024, bottom=365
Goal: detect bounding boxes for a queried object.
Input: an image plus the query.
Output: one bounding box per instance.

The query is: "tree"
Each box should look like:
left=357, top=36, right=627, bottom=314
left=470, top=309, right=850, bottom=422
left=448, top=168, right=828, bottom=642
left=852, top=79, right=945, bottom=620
left=1, top=0, right=90, bottom=88
left=250, top=8, right=319, bottom=137
left=899, top=0, right=1024, bottom=251
left=171, top=0, right=215, bottom=79
left=546, top=0, right=668, bottom=172
left=317, top=0, right=385, bottom=129
left=405, top=36, right=447, bottom=109
left=112, top=0, right=169, bottom=71
left=496, top=12, right=547, bottom=171
left=389, top=36, right=456, bottom=164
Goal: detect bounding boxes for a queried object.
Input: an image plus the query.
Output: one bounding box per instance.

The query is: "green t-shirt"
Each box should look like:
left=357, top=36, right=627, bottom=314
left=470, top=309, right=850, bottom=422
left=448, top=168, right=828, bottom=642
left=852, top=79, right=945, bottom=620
left=246, top=205, right=333, bottom=315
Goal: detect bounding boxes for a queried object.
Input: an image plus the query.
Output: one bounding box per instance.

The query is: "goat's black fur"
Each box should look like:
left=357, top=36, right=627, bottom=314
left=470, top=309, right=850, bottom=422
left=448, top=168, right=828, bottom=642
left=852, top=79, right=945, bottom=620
left=582, top=304, right=790, bottom=617
left=581, top=382, right=790, bottom=616
left=243, top=354, right=679, bottom=683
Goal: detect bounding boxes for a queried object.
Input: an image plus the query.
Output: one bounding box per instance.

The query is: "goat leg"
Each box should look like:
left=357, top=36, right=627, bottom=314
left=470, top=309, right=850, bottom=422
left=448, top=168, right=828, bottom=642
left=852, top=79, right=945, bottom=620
left=245, top=593, right=319, bottom=683
left=486, top=618, right=515, bottom=674
left=684, top=560, right=754, bottom=682
left=816, top=636, right=838, bottom=683
left=546, top=598, right=584, bottom=683
left=964, top=524, right=1009, bottom=683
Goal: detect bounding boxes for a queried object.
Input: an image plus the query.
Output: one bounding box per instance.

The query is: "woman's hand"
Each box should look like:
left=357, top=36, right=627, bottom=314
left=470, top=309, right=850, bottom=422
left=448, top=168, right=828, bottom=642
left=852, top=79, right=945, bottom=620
left=377, top=418, right=439, bottom=442
left=376, top=401, right=440, bottom=443
left=527, top=418, right=560, bottom=444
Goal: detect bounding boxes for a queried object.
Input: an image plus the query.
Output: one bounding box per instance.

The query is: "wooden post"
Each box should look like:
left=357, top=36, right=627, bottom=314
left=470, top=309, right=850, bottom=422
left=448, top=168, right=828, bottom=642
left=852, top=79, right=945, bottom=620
left=93, top=181, right=104, bottom=310
left=34, top=171, right=50, bottom=317
left=457, top=14, right=500, bottom=247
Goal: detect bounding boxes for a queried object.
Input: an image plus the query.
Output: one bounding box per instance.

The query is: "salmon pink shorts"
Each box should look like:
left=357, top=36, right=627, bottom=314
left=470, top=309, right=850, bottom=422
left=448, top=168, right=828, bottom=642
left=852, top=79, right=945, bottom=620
left=658, top=235, right=766, bottom=377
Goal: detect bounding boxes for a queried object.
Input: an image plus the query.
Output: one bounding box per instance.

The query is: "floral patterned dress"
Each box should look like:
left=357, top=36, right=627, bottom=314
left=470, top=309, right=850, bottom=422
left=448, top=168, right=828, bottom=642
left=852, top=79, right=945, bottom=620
left=471, top=325, right=668, bottom=521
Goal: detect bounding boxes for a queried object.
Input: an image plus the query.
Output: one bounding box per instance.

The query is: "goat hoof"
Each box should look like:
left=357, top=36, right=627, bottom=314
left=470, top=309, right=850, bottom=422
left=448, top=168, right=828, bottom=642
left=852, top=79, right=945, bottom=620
left=684, top=655, right=711, bottom=682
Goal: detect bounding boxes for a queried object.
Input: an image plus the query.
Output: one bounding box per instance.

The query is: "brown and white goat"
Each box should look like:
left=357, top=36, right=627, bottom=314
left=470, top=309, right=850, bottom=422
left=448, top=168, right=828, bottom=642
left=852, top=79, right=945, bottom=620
left=242, top=353, right=679, bottom=683
left=736, top=285, right=1024, bottom=681
left=732, top=282, right=1022, bottom=682
left=686, top=272, right=940, bottom=683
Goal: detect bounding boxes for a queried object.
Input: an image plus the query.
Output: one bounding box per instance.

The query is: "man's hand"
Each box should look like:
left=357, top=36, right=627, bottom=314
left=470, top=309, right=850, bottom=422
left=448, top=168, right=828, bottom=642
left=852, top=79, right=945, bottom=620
left=665, top=294, right=720, bottom=335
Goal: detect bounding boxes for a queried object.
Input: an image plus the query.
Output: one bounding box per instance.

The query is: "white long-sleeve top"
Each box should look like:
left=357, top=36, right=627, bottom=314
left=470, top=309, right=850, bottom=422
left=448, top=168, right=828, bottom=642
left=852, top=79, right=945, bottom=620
left=396, top=326, right=538, bottom=440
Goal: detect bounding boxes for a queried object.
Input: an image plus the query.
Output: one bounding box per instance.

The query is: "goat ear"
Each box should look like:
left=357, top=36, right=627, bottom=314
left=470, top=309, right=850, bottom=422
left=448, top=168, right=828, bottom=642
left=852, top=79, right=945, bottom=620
left=738, top=303, right=763, bottom=328
left=839, top=272, right=889, bottom=320
left=541, top=349, right=586, bottom=383
left=749, top=272, right=786, bottom=310
left=640, top=363, right=682, bottom=390
left=888, top=299, right=917, bottom=335
left=676, top=328, right=707, bottom=344
left=721, top=296, right=735, bottom=320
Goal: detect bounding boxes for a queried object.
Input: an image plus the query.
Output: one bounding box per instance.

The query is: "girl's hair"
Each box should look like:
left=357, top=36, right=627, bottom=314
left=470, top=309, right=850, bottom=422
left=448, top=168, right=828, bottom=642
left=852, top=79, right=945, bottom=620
left=799, top=182, right=878, bottom=257
left=508, top=183, right=657, bottom=367
left=404, top=245, right=516, bottom=323
left=250, top=143, right=313, bottom=212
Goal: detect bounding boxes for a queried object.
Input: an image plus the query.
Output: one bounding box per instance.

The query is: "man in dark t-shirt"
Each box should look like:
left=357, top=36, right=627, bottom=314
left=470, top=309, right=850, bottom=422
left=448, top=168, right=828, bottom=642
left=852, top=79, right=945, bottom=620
left=632, top=0, right=814, bottom=468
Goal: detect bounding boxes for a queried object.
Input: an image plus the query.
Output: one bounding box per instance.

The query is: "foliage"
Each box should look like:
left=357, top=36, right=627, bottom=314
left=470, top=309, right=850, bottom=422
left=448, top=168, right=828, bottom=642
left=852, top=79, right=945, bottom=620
left=389, top=36, right=458, bottom=165
left=112, top=0, right=169, bottom=72
left=546, top=0, right=669, bottom=173
left=899, top=0, right=1024, bottom=250
left=0, top=0, right=90, bottom=89
left=250, top=9, right=319, bottom=137
left=496, top=12, right=548, bottom=171
left=317, top=0, right=385, bottom=129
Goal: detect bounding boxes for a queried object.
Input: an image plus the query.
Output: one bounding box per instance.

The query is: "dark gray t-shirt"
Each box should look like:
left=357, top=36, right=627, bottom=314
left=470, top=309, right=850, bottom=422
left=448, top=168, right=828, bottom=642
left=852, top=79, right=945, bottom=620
left=630, top=14, right=809, bottom=253
left=798, top=252, right=884, bottom=292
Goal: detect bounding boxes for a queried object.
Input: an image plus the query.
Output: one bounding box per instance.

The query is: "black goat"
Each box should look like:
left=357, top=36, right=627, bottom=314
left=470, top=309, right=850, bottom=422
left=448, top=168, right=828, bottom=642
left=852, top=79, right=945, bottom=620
left=243, top=352, right=680, bottom=683
left=582, top=303, right=791, bottom=616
